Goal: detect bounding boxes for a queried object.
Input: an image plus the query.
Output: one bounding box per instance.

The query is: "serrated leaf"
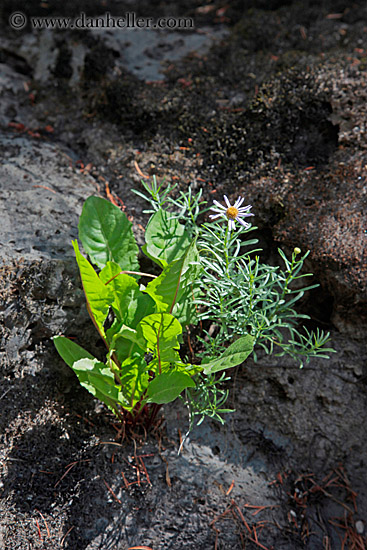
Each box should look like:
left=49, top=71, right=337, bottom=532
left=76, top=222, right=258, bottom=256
left=144, top=209, right=191, bottom=268
left=78, top=196, right=139, bottom=271
left=146, top=371, right=195, bottom=404
left=202, top=335, right=254, bottom=374
left=53, top=335, right=95, bottom=367
left=72, top=240, right=112, bottom=338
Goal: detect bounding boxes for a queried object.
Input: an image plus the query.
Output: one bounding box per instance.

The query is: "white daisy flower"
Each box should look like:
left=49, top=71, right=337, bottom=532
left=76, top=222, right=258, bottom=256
left=209, top=195, right=254, bottom=231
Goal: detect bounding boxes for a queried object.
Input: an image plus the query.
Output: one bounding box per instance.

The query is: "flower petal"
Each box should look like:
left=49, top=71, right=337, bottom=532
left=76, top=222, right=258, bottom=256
left=209, top=196, right=254, bottom=229
left=223, top=195, right=231, bottom=208
left=212, top=200, right=226, bottom=210
left=237, top=217, right=250, bottom=228
left=234, top=196, right=245, bottom=208
left=238, top=205, right=252, bottom=213
left=210, top=206, right=226, bottom=213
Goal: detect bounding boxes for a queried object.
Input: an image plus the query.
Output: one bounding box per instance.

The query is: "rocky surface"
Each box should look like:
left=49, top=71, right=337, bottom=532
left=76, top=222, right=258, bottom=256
left=0, top=1, right=366, bottom=549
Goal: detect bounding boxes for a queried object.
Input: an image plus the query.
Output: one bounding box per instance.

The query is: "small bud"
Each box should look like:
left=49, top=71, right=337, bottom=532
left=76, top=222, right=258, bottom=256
left=294, top=247, right=301, bottom=255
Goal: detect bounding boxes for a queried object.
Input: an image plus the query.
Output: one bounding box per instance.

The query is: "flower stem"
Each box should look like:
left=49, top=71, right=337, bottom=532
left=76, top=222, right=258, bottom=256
left=224, top=225, right=230, bottom=276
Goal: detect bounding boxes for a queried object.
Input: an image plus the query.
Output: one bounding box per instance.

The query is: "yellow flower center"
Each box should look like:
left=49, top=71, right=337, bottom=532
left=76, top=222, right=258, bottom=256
left=226, top=206, right=238, bottom=220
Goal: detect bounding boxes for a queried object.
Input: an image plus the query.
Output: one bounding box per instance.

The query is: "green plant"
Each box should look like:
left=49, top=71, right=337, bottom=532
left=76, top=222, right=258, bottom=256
left=135, top=184, right=335, bottom=368
left=197, top=224, right=334, bottom=366
left=54, top=180, right=334, bottom=436
left=53, top=196, right=253, bottom=432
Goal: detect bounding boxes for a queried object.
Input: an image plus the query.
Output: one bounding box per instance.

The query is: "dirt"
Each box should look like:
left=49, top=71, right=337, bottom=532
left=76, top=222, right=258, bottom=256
left=0, top=1, right=367, bottom=549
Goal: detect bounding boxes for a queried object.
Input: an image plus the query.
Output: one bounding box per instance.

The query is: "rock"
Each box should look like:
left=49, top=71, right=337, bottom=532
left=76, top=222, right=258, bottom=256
left=0, top=133, right=97, bottom=262
left=0, top=133, right=100, bottom=376
left=0, top=2, right=367, bottom=548
left=0, top=60, right=29, bottom=127
left=223, top=66, right=367, bottom=331
left=269, top=64, right=367, bottom=332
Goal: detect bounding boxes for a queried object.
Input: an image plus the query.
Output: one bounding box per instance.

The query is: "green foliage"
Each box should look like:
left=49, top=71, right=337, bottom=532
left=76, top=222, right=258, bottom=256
left=201, top=335, right=254, bottom=374
left=134, top=177, right=334, bottom=369
left=78, top=196, right=139, bottom=271
left=53, top=335, right=95, bottom=367
left=54, top=195, right=254, bottom=433
left=143, top=209, right=191, bottom=268
left=147, top=371, right=196, bottom=404
left=70, top=357, right=125, bottom=412
left=144, top=240, right=200, bottom=326
left=196, top=223, right=335, bottom=367
left=54, top=181, right=335, bottom=436
left=131, top=174, right=175, bottom=214
left=184, top=372, right=234, bottom=428
left=138, top=312, right=184, bottom=371
left=72, top=240, right=112, bottom=338
left=53, top=336, right=125, bottom=414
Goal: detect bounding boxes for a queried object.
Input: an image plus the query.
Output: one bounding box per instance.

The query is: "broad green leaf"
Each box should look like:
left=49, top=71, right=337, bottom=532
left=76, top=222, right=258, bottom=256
left=100, top=262, right=140, bottom=321
left=54, top=338, right=148, bottom=412
left=102, top=268, right=155, bottom=364
left=116, top=325, right=146, bottom=349
left=137, top=313, right=182, bottom=366
left=171, top=289, right=199, bottom=327
left=100, top=261, right=156, bottom=328
left=78, top=196, right=139, bottom=271
left=124, top=291, right=156, bottom=328
left=202, top=335, right=254, bottom=375
left=143, top=209, right=191, bottom=268
left=118, top=355, right=150, bottom=410
left=106, top=320, right=146, bottom=364
left=53, top=335, right=95, bottom=367
left=147, top=356, right=191, bottom=376
left=72, top=240, right=112, bottom=337
left=71, top=357, right=125, bottom=412
left=146, top=371, right=195, bottom=404
left=145, top=241, right=200, bottom=326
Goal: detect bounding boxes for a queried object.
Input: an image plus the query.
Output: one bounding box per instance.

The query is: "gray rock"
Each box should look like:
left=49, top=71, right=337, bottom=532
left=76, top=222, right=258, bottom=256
left=0, top=133, right=97, bottom=262
left=0, top=133, right=100, bottom=376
